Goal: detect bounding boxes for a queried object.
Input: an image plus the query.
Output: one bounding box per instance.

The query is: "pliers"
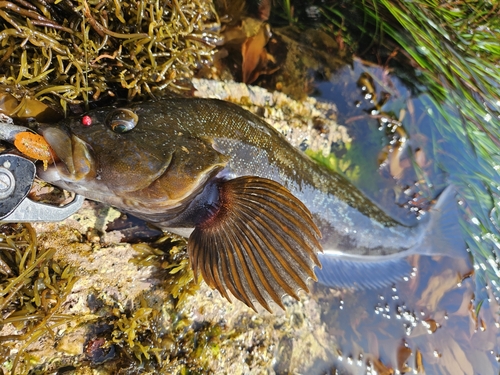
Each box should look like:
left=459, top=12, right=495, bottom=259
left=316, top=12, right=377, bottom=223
left=0, top=123, right=83, bottom=223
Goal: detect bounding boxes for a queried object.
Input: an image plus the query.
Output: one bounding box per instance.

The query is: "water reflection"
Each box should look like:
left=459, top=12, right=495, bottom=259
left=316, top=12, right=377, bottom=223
left=309, top=253, right=498, bottom=375
left=294, top=59, right=500, bottom=375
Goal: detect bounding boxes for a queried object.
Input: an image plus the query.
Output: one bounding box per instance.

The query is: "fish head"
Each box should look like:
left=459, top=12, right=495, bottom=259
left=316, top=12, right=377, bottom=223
left=39, top=104, right=228, bottom=213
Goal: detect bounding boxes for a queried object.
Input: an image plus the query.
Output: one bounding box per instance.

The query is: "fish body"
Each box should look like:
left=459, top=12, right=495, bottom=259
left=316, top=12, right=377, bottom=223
left=33, top=98, right=462, bottom=310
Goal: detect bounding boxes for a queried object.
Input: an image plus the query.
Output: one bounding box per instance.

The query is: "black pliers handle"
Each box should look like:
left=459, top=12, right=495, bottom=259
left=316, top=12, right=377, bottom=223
left=0, top=153, right=83, bottom=222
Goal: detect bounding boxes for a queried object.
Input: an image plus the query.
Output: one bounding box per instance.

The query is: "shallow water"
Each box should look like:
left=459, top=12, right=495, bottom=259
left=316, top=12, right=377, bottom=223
left=288, top=58, right=500, bottom=375
left=1, top=7, right=497, bottom=373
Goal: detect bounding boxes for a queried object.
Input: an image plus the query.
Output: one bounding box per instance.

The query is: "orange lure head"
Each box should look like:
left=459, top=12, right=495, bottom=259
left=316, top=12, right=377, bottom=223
left=13, top=131, right=58, bottom=170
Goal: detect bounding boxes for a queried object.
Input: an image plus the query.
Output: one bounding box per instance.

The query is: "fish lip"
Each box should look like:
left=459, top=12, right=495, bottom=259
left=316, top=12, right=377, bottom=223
left=38, top=127, right=95, bottom=181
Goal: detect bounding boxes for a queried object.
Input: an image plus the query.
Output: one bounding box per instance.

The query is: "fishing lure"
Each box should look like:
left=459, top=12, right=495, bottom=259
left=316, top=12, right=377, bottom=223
left=14, top=131, right=56, bottom=170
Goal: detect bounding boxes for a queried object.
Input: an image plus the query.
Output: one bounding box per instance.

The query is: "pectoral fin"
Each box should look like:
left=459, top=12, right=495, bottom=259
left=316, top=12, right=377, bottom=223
left=188, top=176, right=322, bottom=311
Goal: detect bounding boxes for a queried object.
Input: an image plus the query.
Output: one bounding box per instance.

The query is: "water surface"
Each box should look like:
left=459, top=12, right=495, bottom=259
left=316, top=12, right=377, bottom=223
left=290, top=58, right=500, bottom=375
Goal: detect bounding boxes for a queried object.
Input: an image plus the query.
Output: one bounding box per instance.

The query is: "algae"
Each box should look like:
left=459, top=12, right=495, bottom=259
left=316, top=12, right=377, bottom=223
left=0, top=223, right=77, bottom=374
left=0, top=0, right=221, bottom=119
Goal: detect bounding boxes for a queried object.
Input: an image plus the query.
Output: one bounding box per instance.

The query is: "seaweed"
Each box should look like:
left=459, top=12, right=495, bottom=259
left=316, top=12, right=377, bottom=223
left=72, top=236, right=226, bottom=373
left=131, top=234, right=199, bottom=308
left=0, top=0, right=221, bottom=118
left=0, top=223, right=77, bottom=374
left=102, top=298, right=225, bottom=373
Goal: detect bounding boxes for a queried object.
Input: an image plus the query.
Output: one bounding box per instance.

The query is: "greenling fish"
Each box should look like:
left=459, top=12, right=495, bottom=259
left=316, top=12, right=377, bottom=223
left=1, top=98, right=464, bottom=311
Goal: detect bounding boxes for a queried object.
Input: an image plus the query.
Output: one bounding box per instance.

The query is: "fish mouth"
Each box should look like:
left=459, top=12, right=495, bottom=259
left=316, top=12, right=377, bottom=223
left=39, top=127, right=95, bottom=182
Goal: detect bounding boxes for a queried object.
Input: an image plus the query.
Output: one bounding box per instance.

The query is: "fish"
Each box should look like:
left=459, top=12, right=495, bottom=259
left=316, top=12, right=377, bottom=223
left=2, top=98, right=464, bottom=311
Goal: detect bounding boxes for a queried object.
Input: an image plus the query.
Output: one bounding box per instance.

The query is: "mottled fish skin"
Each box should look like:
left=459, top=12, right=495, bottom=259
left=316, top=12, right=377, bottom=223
left=152, top=99, right=421, bottom=257
left=34, top=98, right=461, bottom=310
left=41, top=99, right=416, bottom=251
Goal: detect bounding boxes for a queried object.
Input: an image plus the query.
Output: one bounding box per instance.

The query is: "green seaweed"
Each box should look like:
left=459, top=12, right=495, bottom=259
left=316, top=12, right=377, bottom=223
left=0, top=223, right=78, bottom=374
left=0, top=0, right=221, bottom=118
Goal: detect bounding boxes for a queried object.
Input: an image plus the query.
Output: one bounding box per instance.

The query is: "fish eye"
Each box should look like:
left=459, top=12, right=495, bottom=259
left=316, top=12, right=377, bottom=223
left=106, top=108, right=138, bottom=133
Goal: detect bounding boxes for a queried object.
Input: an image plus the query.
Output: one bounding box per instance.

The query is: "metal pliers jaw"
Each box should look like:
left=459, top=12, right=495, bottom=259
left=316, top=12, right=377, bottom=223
left=0, top=153, right=83, bottom=223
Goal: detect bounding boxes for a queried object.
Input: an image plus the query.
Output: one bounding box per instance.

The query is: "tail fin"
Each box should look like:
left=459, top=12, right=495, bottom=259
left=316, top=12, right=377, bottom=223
left=315, top=185, right=467, bottom=290
left=419, top=185, right=467, bottom=257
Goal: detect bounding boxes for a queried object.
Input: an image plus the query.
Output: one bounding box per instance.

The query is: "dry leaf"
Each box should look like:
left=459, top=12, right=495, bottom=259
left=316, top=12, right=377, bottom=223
left=241, top=23, right=278, bottom=83
left=396, top=342, right=412, bottom=373
left=415, top=349, right=425, bottom=373
left=371, top=356, right=394, bottom=375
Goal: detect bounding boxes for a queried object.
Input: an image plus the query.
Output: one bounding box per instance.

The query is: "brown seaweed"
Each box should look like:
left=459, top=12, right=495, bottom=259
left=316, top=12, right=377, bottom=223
left=0, top=0, right=221, bottom=118
left=0, top=223, right=77, bottom=374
